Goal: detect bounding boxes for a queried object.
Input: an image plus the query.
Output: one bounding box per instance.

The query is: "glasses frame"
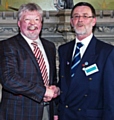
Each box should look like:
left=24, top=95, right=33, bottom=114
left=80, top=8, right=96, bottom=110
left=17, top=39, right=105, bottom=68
left=71, top=15, right=95, bottom=20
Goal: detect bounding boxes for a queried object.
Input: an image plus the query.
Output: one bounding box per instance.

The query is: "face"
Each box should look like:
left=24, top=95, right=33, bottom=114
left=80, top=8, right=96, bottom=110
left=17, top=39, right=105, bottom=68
left=18, top=10, right=42, bottom=40
left=70, top=6, right=96, bottom=39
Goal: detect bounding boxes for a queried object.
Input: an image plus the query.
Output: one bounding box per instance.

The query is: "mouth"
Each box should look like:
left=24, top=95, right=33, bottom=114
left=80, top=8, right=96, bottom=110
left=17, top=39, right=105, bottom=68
left=28, top=26, right=38, bottom=31
left=77, top=23, right=84, bottom=27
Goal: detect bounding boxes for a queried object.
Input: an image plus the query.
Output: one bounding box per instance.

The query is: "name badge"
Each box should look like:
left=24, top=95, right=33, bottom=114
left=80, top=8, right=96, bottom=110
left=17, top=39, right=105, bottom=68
left=83, top=64, right=99, bottom=76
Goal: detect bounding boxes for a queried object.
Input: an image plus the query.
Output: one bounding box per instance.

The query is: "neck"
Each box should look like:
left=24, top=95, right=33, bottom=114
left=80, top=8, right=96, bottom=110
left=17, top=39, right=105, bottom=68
left=76, top=33, right=92, bottom=41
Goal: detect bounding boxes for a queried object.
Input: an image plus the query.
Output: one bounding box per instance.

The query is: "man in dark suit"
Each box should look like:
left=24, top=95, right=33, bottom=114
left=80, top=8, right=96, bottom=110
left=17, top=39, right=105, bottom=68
left=58, top=2, right=114, bottom=120
left=0, top=3, right=59, bottom=120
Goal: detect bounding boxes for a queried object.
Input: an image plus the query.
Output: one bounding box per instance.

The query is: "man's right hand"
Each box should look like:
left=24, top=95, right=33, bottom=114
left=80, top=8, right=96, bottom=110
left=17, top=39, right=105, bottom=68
left=43, top=85, right=60, bottom=102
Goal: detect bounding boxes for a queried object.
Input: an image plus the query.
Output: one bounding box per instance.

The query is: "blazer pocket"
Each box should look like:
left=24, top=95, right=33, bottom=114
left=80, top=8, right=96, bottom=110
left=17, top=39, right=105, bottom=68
left=86, top=109, right=103, bottom=117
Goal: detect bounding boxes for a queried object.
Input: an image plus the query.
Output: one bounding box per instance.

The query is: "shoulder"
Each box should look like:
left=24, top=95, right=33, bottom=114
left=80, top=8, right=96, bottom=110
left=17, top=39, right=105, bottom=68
left=93, top=37, right=114, bottom=58
left=96, top=38, right=114, bottom=51
left=40, top=38, right=56, bottom=54
left=0, top=34, right=20, bottom=44
left=40, top=37, right=55, bottom=47
left=59, top=40, right=75, bottom=51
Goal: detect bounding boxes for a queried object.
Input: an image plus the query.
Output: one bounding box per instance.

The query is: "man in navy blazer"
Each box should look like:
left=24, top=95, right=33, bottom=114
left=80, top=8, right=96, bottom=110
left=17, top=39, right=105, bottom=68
left=58, top=2, right=114, bottom=120
left=0, top=3, right=59, bottom=120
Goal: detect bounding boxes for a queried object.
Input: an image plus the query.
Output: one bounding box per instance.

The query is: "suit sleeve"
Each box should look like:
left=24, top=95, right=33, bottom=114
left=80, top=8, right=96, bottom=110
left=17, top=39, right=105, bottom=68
left=103, top=48, right=114, bottom=120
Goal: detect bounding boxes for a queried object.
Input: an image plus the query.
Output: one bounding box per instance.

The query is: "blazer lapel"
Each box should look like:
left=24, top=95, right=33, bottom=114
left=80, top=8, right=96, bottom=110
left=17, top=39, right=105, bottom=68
left=65, top=40, right=75, bottom=86
left=17, top=34, right=41, bottom=72
left=81, top=36, right=98, bottom=66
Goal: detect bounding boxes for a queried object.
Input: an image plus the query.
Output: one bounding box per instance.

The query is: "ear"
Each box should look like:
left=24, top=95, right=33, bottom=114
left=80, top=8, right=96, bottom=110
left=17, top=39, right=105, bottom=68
left=92, top=17, right=97, bottom=27
left=17, top=21, right=20, bottom=27
left=70, top=18, right=74, bottom=27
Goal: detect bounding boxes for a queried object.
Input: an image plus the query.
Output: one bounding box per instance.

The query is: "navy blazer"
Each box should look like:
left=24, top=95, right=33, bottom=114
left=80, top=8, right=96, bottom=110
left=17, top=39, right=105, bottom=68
left=58, top=35, right=114, bottom=120
left=0, top=34, right=57, bottom=120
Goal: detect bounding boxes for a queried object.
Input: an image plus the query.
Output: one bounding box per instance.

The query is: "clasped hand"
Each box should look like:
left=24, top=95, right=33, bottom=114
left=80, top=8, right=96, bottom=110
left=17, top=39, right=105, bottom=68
left=43, top=85, right=60, bottom=102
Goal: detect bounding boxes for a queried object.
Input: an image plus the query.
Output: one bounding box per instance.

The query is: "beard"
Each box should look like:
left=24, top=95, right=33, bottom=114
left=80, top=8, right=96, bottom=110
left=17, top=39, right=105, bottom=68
left=26, top=33, right=39, bottom=40
left=73, top=23, right=93, bottom=35
left=74, top=27, right=86, bottom=35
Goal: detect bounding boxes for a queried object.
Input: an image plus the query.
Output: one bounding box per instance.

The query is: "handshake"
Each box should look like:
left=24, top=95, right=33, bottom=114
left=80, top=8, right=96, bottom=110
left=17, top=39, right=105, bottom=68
left=44, top=85, right=60, bottom=102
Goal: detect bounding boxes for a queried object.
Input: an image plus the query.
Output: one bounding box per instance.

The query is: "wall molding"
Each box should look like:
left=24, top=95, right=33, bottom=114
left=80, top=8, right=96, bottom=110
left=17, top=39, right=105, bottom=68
left=0, top=10, right=114, bottom=45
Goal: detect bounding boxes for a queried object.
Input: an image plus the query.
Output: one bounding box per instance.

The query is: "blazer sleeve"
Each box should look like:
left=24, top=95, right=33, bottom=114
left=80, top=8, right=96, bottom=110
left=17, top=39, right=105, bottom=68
left=103, top=48, right=114, bottom=120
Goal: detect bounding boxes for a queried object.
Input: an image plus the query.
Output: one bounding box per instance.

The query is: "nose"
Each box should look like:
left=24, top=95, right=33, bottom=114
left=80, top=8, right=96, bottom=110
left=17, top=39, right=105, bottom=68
left=29, top=19, right=35, bottom=24
left=78, top=16, right=84, bottom=21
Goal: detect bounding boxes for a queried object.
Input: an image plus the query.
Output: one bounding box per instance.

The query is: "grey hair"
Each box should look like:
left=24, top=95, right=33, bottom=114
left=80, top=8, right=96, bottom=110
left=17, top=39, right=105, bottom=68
left=17, top=3, right=43, bottom=21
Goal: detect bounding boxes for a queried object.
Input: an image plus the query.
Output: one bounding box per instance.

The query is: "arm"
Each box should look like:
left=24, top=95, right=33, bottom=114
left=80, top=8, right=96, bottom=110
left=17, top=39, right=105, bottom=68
left=0, top=40, right=45, bottom=102
left=0, top=39, right=59, bottom=103
left=103, top=48, right=114, bottom=120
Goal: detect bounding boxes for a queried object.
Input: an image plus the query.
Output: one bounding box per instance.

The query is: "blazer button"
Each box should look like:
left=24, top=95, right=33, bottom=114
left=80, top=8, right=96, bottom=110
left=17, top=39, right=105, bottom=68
left=78, top=108, right=81, bottom=111
left=65, top=105, right=68, bottom=108
left=84, top=94, right=88, bottom=97
left=61, top=75, right=64, bottom=78
left=89, top=78, right=92, bottom=81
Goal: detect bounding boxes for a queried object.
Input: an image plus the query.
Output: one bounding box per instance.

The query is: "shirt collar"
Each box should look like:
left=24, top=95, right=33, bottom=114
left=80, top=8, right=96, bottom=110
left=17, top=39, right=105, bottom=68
left=75, top=33, right=93, bottom=47
left=20, top=32, right=42, bottom=46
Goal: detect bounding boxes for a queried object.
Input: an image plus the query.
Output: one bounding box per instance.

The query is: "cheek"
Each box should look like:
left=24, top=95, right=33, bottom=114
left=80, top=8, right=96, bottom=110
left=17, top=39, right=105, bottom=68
left=39, top=25, right=42, bottom=30
left=38, top=23, right=42, bottom=28
left=86, top=20, right=93, bottom=27
left=19, top=22, right=28, bottom=31
left=37, top=23, right=42, bottom=32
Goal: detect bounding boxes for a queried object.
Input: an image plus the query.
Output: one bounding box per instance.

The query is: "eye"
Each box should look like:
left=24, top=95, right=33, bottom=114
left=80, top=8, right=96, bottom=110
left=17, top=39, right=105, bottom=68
left=35, top=18, right=40, bottom=21
left=35, top=18, right=41, bottom=22
left=24, top=18, right=30, bottom=22
left=83, top=16, right=88, bottom=19
left=73, top=15, right=79, bottom=19
left=75, top=16, right=79, bottom=19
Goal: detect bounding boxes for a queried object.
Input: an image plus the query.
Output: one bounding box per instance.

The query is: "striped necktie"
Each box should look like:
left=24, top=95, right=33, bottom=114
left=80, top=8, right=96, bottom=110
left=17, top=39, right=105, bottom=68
left=31, top=42, right=49, bottom=86
left=71, top=42, right=83, bottom=77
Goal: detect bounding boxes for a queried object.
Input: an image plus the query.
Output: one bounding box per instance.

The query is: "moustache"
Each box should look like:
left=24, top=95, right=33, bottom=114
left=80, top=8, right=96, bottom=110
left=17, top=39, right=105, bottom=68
left=77, top=23, right=84, bottom=27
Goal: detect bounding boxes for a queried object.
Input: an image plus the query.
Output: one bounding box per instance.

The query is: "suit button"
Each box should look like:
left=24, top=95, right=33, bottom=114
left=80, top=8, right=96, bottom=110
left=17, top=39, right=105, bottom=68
left=89, top=78, right=92, bottom=80
left=61, top=75, right=64, bottom=78
left=84, top=94, right=88, bottom=97
left=65, top=105, right=68, bottom=108
left=78, top=108, right=81, bottom=111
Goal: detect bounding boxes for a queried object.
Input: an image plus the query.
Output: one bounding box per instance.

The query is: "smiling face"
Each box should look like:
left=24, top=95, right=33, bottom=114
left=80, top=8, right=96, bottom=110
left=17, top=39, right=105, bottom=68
left=18, top=10, right=42, bottom=40
left=70, top=6, right=96, bottom=40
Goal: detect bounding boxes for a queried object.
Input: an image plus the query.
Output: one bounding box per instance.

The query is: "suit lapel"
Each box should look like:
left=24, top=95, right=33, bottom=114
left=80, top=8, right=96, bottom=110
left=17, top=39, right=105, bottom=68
left=65, top=40, right=75, bottom=86
left=81, top=36, right=98, bottom=66
left=17, top=34, right=41, bottom=72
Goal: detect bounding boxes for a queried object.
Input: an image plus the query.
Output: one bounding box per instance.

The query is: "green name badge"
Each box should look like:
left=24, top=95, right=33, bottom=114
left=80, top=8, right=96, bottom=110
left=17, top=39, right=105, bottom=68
left=83, top=64, right=99, bottom=76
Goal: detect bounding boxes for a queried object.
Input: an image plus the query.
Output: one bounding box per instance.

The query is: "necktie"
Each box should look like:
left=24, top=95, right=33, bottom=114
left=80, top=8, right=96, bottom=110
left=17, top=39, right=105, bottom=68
left=31, top=42, right=49, bottom=86
left=71, top=42, right=83, bottom=77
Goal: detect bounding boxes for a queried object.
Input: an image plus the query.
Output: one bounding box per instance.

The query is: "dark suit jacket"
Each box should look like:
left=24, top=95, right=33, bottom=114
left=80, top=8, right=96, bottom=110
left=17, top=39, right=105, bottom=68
left=0, top=34, right=57, bottom=120
left=58, top=35, right=114, bottom=120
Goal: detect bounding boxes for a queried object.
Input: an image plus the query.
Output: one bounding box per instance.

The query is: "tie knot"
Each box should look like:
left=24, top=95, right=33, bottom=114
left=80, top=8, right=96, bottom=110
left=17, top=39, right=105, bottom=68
left=77, top=42, right=83, bottom=48
left=31, top=41, right=38, bottom=47
left=31, top=41, right=37, bottom=45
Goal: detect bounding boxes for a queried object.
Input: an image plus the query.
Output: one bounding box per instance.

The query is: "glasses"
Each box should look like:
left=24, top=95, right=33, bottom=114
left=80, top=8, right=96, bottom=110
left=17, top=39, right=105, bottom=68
left=72, top=15, right=94, bottom=20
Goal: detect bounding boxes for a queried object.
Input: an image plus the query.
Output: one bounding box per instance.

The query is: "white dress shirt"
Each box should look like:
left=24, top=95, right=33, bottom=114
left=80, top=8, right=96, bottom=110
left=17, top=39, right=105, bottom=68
left=21, top=33, right=50, bottom=80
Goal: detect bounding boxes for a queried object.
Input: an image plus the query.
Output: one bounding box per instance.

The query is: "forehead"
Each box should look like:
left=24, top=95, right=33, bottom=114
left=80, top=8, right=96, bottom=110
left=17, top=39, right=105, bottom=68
left=73, top=6, right=92, bottom=15
left=21, top=10, right=41, bottom=18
